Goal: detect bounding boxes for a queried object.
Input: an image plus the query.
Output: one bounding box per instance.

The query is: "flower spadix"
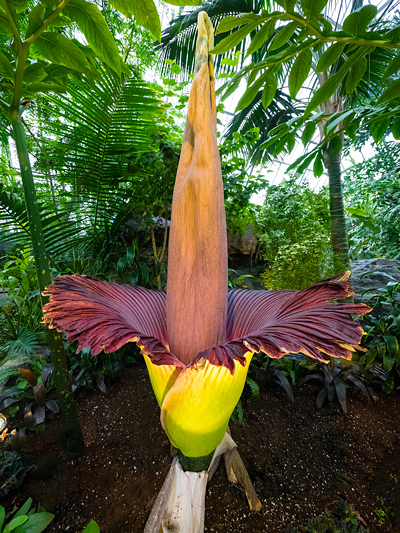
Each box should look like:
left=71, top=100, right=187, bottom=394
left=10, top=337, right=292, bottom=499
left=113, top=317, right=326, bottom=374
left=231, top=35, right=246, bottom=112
left=42, top=12, right=370, bottom=462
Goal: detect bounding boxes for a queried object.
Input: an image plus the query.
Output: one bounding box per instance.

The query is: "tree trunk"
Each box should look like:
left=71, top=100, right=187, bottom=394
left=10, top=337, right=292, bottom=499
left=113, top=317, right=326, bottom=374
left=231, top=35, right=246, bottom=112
left=324, top=152, right=350, bottom=270
left=11, top=112, right=86, bottom=457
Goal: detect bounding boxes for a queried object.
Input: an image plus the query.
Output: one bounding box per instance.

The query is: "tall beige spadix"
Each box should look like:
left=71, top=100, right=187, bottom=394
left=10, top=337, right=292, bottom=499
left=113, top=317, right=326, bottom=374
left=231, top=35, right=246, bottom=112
left=166, top=12, right=228, bottom=365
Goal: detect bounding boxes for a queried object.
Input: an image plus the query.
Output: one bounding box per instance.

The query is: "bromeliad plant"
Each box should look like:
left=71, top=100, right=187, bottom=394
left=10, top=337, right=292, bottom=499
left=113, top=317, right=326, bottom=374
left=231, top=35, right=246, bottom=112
left=42, top=13, right=370, bottom=532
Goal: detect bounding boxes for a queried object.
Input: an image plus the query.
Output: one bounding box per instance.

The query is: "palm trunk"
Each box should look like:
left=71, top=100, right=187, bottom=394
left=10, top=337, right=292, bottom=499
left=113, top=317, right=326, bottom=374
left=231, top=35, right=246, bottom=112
left=11, top=113, right=85, bottom=457
left=324, top=152, right=350, bottom=269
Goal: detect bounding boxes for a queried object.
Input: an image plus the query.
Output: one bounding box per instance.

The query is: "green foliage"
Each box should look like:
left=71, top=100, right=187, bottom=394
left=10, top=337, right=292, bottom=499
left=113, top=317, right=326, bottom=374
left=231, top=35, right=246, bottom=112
left=82, top=521, right=100, bottom=533
left=68, top=343, right=141, bottom=394
left=0, top=359, right=58, bottom=425
left=257, top=179, right=333, bottom=290
left=0, top=498, right=53, bottom=533
left=0, top=247, right=43, bottom=361
left=0, top=451, right=36, bottom=499
left=374, top=496, right=395, bottom=527
left=343, top=140, right=400, bottom=260
left=301, top=360, right=373, bottom=413
left=219, top=128, right=268, bottom=234
left=304, top=499, right=368, bottom=532
left=359, top=276, right=400, bottom=394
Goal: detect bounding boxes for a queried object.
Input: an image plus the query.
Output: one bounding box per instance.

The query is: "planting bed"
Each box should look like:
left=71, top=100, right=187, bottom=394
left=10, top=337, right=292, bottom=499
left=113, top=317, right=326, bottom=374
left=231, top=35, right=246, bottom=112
left=3, top=364, right=400, bottom=532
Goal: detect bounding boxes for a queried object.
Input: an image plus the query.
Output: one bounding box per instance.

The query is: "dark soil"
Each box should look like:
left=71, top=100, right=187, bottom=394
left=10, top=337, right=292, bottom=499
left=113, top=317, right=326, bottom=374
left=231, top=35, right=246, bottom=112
left=2, top=364, right=400, bottom=533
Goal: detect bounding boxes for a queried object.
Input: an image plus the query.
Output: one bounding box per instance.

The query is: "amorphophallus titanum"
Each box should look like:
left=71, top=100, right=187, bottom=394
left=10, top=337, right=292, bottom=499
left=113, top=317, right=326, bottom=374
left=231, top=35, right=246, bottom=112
left=42, top=11, right=370, bottom=532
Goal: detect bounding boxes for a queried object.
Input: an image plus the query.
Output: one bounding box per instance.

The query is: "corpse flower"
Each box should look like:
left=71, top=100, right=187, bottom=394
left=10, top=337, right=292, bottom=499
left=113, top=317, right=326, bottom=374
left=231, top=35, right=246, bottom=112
left=42, top=11, right=370, bottom=532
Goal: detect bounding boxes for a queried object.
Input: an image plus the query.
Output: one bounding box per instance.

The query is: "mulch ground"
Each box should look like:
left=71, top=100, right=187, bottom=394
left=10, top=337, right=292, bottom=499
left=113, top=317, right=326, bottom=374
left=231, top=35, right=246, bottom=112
left=2, top=363, right=400, bottom=533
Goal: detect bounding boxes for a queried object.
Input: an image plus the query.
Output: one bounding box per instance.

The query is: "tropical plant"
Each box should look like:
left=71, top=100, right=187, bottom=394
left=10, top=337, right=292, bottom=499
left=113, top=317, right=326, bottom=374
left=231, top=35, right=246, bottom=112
left=0, top=498, right=53, bottom=533
left=301, top=360, right=373, bottom=413
left=0, top=246, right=43, bottom=361
left=0, top=450, right=36, bottom=499
left=257, top=178, right=333, bottom=290
left=69, top=343, right=140, bottom=394
left=343, top=139, right=400, bottom=260
left=41, top=15, right=369, bottom=531
left=359, top=275, right=400, bottom=393
left=0, top=361, right=58, bottom=425
left=287, top=499, right=369, bottom=533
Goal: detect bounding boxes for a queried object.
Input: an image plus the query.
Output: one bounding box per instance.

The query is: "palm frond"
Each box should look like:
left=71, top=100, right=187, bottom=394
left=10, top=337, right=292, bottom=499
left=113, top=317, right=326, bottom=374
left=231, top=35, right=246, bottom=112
left=4, top=70, right=164, bottom=257
left=223, top=89, right=302, bottom=167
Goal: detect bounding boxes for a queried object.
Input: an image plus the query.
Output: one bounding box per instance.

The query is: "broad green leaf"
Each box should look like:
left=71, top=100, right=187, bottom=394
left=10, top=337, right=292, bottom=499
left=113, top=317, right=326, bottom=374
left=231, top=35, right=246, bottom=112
left=131, top=0, right=161, bottom=41
left=301, top=0, right=329, bottom=19
left=216, top=13, right=262, bottom=34
left=0, top=506, right=4, bottom=530
left=327, top=135, right=342, bottom=159
left=371, top=116, right=391, bottom=143
left=345, top=56, right=367, bottom=95
left=275, top=0, right=296, bottom=11
left=211, top=20, right=262, bottom=55
left=288, top=48, right=312, bottom=98
left=82, top=520, right=100, bottom=533
left=12, top=512, right=53, bottom=533
left=247, top=68, right=257, bottom=85
left=392, top=116, right=400, bottom=140
left=7, top=0, right=28, bottom=10
left=313, top=154, right=324, bottom=177
left=63, top=0, right=121, bottom=76
left=236, top=71, right=270, bottom=111
left=305, top=73, right=341, bottom=115
left=385, top=25, right=400, bottom=43
left=13, top=500, right=33, bottom=519
left=246, top=19, right=276, bottom=57
left=301, top=121, right=316, bottom=146
left=45, top=64, right=78, bottom=80
left=0, top=12, right=13, bottom=34
left=269, top=21, right=297, bottom=51
left=382, top=52, right=400, bottom=81
left=261, top=73, right=277, bottom=109
left=305, top=46, right=373, bottom=114
left=316, top=42, right=345, bottom=72
left=325, top=109, right=354, bottom=136
left=26, top=3, right=45, bottom=37
left=342, top=5, right=377, bottom=36
left=0, top=50, right=14, bottom=79
left=297, top=151, right=316, bottom=173
left=25, top=82, right=66, bottom=94
left=35, top=33, right=91, bottom=74
left=378, top=78, right=400, bottom=105
left=24, top=62, right=47, bottom=83
left=3, top=515, right=28, bottom=532
left=163, top=0, right=201, bottom=5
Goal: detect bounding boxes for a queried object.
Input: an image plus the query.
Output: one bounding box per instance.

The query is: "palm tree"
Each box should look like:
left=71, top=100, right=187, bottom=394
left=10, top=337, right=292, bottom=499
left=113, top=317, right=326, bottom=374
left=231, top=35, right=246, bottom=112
left=158, top=0, right=399, bottom=268
left=0, top=70, right=164, bottom=260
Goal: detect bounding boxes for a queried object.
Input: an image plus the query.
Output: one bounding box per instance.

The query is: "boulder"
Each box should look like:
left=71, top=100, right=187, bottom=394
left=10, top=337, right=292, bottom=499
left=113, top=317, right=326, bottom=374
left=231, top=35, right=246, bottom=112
left=227, top=227, right=258, bottom=255
left=350, top=258, right=400, bottom=303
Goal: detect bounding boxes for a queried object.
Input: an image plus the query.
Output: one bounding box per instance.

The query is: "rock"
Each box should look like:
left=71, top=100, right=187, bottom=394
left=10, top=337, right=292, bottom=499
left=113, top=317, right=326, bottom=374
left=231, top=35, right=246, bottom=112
left=350, top=258, right=400, bottom=303
left=227, top=227, right=258, bottom=255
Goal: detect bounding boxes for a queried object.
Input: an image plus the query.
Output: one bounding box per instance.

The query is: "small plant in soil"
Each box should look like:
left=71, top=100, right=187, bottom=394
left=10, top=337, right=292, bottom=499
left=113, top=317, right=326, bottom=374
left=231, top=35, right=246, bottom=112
left=374, top=496, right=395, bottom=527
left=286, top=499, right=368, bottom=532
left=0, top=361, right=58, bottom=426
left=301, top=360, right=373, bottom=413
left=359, top=276, right=400, bottom=394
left=0, top=497, right=53, bottom=533
left=0, top=450, right=36, bottom=499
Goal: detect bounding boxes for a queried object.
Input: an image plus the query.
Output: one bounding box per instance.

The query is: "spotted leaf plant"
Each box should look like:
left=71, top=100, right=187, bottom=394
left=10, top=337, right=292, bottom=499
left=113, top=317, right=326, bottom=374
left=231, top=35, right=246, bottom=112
left=42, top=12, right=370, bottom=533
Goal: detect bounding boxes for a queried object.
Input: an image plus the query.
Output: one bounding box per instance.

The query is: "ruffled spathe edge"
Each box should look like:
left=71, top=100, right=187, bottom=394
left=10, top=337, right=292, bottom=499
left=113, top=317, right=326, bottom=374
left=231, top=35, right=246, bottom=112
left=42, top=272, right=371, bottom=374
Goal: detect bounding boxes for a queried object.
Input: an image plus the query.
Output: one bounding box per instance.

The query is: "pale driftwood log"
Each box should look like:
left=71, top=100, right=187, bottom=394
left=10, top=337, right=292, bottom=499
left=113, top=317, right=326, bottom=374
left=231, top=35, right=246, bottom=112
left=224, top=428, right=262, bottom=512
